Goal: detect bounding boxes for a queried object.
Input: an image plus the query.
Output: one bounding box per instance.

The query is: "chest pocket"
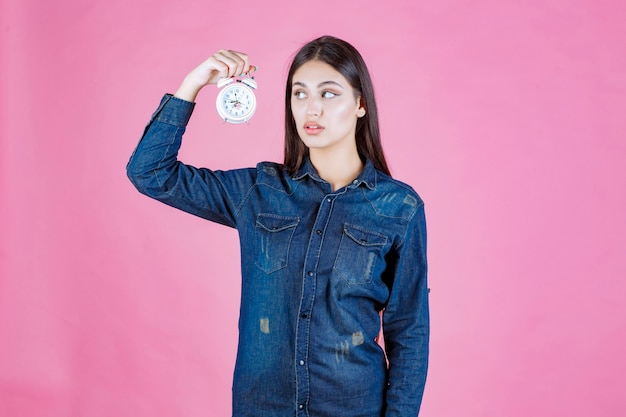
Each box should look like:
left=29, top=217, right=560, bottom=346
left=254, top=214, right=300, bottom=274
left=334, top=224, right=388, bottom=285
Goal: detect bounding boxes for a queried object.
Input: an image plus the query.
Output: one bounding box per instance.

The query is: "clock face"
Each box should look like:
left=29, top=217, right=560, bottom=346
left=217, top=83, right=256, bottom=123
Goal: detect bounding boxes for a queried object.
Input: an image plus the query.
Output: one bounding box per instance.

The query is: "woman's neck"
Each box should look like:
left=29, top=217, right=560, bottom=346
left=310, top=149, right=364, bottom=192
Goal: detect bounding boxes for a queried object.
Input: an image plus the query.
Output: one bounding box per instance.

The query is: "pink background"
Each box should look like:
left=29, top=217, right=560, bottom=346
left=2, top=0, right=625, bottom=416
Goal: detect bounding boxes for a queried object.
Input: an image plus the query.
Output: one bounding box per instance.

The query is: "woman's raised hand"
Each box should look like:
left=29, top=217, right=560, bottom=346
left=174, top=50, right=256, bottom=102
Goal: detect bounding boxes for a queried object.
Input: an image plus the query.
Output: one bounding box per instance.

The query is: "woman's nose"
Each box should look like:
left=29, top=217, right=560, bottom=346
left=306, top=98, right=322, bottom=117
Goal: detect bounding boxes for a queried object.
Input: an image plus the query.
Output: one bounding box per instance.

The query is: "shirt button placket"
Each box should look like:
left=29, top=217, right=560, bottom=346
left=295, top=195, right=333, bottom=414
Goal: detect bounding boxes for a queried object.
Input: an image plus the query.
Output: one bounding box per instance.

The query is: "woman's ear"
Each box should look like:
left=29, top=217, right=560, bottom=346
left=357, top=97, right=366, bottom=118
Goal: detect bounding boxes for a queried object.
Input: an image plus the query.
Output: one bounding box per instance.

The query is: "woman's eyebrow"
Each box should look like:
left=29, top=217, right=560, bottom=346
left=292, top=80, right=344, bottom=89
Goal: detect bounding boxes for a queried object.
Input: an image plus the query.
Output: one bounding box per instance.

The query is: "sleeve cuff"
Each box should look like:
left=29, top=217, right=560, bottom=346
left=150, top=93, right=196, bottom=127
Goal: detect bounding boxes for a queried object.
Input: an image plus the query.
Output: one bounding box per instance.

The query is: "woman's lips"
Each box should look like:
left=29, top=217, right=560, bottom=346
left=304, top=122, right=324, bottom=135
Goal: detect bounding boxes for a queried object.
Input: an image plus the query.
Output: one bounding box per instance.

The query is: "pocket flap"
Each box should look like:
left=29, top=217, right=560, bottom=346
left=343, top=224, right=387, bottom=247
left=256, top=214, right=300, bottom=232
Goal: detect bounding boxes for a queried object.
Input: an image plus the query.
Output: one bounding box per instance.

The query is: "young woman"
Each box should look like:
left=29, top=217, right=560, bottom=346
left=127, top=36, right=429, bottom=417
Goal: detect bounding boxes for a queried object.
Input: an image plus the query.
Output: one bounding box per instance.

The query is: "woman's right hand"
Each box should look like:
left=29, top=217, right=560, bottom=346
left=174, top=50, right=255, bottom=102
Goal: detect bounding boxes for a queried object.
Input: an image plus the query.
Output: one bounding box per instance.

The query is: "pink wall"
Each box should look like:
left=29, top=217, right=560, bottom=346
left=2, top=0, right=625, bottom=416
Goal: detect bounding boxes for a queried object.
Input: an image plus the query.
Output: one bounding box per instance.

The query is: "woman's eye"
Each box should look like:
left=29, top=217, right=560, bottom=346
left=294, top=91, right=307, bottom=99
left=322, top=91, right=337, bottom=99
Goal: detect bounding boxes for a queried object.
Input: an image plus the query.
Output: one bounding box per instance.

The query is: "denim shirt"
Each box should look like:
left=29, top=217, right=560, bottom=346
left=127, top=94, right=429, bottom=417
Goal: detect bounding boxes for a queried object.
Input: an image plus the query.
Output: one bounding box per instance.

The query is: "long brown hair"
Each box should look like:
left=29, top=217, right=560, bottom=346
left=283, top=36, right=390, bottom=176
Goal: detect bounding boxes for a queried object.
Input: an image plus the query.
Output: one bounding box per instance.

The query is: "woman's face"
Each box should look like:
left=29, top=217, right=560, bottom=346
left=290, top=60, right=365, bottom=155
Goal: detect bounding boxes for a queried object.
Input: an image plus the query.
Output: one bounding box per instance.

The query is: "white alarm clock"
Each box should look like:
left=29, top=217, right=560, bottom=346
left=216, top=76, right=257, bottom=124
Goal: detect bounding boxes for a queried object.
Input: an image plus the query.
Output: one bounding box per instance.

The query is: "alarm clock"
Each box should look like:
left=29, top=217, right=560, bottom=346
left=216, top=76, right=257, bottom=124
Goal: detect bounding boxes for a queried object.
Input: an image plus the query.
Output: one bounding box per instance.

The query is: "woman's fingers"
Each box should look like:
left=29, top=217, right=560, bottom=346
left=214, top=49, right=254, bottom=78
left=176, top=49, right=257, bottom=101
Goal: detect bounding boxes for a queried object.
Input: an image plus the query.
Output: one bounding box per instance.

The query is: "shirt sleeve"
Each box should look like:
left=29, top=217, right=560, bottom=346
left=382, top=204, right=429, bottom=416
left=126, top=94, right=256, bottom=228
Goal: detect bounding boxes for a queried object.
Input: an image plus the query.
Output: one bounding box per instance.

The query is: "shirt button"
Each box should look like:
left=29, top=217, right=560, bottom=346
left=307, top=271, right=313, bottom=276
left=299, top=404, right=304, bottom=410
left=299, top=360, right=305, bottom=366
left=352, top=179, right=358, bottom=184
left=316, top=230, right=322, bottom=235
left=301, top=313, right=308, bottom=318
left=326, top=198, right=331, bottom=203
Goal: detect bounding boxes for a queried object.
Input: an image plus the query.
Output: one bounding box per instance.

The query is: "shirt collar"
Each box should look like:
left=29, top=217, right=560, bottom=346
left=292, top=158, right=378, bottom=190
